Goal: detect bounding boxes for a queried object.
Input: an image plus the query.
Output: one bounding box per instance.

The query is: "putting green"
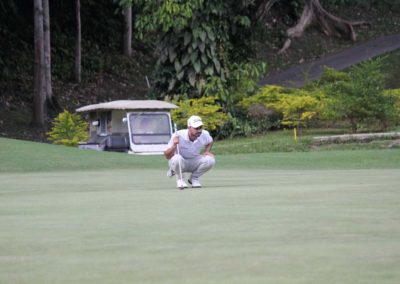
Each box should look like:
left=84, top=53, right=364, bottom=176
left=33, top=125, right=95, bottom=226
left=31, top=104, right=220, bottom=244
left=1, top=168, right=399, bottom=283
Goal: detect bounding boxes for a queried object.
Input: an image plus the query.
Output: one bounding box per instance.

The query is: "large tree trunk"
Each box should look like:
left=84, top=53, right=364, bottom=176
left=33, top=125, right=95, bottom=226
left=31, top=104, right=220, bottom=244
left=32, top=0, right=46, bottom=128
left=123, top=5, right=132, bottom=56
left=75, top=0, right=82, bottom=83
left=43, top=0, right=59, bottom=111
left=278, top=0, right=367, bottom=53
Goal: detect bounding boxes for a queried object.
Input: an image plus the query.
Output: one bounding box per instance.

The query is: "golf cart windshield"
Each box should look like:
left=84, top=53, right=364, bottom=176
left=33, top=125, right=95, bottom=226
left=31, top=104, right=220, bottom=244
left=128, top=112, right=172, bottom=145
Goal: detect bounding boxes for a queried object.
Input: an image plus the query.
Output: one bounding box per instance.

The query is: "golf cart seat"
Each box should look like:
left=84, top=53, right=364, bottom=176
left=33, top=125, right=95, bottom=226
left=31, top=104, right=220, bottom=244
left=105, top=133, right=129, bottom=151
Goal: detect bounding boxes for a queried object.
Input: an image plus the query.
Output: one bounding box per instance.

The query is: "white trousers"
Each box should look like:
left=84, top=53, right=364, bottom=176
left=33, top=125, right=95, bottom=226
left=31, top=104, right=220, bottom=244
left=168, top=154, right=215, bottom=179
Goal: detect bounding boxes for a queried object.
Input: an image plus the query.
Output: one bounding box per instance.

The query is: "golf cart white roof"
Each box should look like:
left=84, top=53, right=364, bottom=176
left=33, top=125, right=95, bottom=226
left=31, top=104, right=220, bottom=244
left=76, top=100, right=177, bottom=113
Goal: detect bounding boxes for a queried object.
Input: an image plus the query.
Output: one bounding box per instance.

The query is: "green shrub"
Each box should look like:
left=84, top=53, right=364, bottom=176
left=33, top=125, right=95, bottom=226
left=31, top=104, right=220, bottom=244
left=204, top=62, right=267, bottom=114
left=240, top=85, right=324, bottom=129
left=199, top=62, right=267, bottom=137
left=215, top=114, right=257, bottom=139
left=380, top=88, right=400, bottom=128
left=247, top=104, right=281, bottom=133
left=321, top=59, right=395, bottom=133
left=47, top=110, right=89, bottom=146
left=239, top=85, right=288, bottom=110
left=272, top=94, right=321, bottom=128
left=170, top=96, right=228, bottom=133
left=318, top=66, right=350, bottom=84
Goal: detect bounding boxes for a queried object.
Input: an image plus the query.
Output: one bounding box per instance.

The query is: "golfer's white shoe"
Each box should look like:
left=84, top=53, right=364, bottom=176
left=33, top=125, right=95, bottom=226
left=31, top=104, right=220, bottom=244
left=177, top=179, right=188, bottom=189
left=188, top=177, right=202, bottom=188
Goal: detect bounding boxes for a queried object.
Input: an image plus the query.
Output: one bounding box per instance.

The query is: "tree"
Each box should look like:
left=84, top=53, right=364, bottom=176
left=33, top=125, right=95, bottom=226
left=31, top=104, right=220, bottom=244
left=32, top=0, right=59, bottom=127
left=75, top=0, right=82, bottom=83
left=123, top=4, right=132, bottom=56
left=32, top=0, right=46, bottom=127
left=134, top=0, right=255, bottom=98
left=130, top=0, right=369, bottom=98
left=254, top=0, right=367, bottom=53
left=43, top=0, right=52, bottom=106
left=322, top=60, right=391, bottom=133
left=47, top=110, right=88, bottom=146
left=115, top=0, right=133, bottom=56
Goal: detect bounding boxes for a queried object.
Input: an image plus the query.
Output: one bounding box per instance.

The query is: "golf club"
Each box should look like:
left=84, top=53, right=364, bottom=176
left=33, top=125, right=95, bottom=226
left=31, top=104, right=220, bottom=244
left=173, top=123, right=184, bottom=189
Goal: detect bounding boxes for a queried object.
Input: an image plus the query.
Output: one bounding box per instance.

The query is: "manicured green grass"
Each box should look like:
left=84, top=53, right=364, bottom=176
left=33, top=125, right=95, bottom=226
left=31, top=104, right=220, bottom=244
left=0, top=138, right=165, bottom=173
left=1, top=137, right=400, bottom=283
left=1, top=137, right=399, bottom=173
left=2, top=169, right=400, bottom=284
left=212, top=129, right=400, bottom=155
left=213, top=130, right=312, bottom=154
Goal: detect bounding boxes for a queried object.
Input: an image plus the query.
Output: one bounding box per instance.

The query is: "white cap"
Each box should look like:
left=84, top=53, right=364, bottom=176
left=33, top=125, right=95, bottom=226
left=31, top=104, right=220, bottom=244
left=187, top=115, right=203, bottom=128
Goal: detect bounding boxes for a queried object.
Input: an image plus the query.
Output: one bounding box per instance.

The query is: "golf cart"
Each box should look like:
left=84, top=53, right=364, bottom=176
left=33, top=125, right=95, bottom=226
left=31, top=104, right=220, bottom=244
left=76, top=100, right=178, bottom=154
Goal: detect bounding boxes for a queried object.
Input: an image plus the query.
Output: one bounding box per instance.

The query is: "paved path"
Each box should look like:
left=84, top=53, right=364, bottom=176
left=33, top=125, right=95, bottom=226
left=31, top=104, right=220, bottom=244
left=258, top=34, right=400, bottom=87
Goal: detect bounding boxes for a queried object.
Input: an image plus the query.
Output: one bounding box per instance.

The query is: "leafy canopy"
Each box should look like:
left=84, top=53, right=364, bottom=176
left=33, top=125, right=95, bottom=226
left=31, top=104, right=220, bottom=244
left=321, top=59, right=392, bottom=132
left=132, top=0, right=256, bottom=98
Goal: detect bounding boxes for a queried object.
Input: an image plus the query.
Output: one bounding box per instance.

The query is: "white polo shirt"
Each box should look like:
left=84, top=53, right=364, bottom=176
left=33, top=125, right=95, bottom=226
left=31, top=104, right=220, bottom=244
left=168, top=129, right=213, bottom=159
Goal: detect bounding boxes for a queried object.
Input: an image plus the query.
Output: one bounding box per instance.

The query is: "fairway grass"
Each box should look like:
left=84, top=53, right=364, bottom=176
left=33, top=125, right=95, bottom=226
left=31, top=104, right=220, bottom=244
left=1, top=137, right=400, bottom=172
left=1, top=137, right=400, bottom=283
left=1, top=168, right=400, bottom=284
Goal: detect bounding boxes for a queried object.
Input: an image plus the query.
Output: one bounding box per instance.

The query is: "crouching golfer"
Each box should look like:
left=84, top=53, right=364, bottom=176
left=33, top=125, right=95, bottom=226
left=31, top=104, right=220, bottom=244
left=164, top=115, right=215, bottom=189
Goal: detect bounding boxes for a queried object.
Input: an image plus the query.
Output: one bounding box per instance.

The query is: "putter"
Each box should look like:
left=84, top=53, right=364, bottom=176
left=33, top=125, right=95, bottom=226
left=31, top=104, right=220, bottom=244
left=173, top=123, right=184, bottom=189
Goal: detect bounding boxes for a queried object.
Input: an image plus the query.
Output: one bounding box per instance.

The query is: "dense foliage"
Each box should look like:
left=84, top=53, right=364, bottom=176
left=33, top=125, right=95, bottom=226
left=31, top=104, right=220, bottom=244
left=1, top=1, right=126, bottom=83
left=133, top=0, right=257, bottom=99
left=240, top=86, right=323, bottom=128
left=319, top=60, right=399, bottom=132
left=47, top=110, right=88, bottom=146
left=171, top=96, right=228, bottom=134
left=1, top=0, right=400, bottom=141
left=238, top=60, right=400, bottom=134
left=1, top=0, right=400, bottom=88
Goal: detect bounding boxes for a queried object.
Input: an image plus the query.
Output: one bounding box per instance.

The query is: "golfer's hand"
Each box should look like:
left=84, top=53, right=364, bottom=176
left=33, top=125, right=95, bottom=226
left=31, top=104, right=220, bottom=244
left=173, top=134, right=180, bottom=145
left=204, top=151, right=214, bottom=158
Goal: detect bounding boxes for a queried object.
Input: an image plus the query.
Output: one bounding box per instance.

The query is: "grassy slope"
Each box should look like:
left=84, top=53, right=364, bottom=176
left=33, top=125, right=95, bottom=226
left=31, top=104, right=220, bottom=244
left=0, top=138, right=165, bottom=173
left=1, top=137, right=400, bottom=173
